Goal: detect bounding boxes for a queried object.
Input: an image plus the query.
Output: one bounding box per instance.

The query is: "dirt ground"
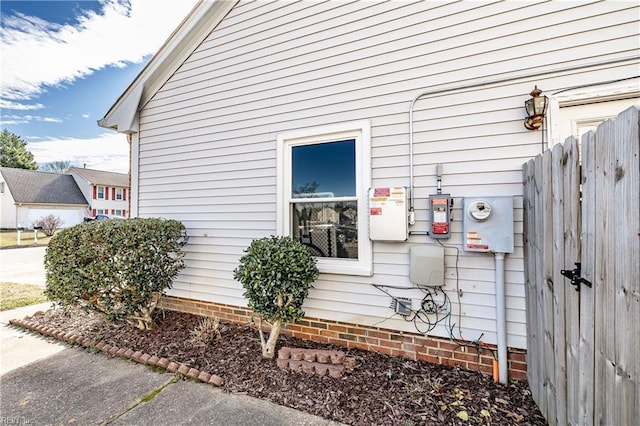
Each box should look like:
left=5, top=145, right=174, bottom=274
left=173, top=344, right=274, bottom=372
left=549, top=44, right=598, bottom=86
left=21, top=307, right=546, bottom=425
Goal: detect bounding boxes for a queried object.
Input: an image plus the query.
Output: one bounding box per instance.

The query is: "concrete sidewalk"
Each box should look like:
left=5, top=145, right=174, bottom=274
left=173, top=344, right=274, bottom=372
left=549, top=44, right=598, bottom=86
left=0, top=302, right=65, bottom=375
left=1, top=304, right=341, bottom=425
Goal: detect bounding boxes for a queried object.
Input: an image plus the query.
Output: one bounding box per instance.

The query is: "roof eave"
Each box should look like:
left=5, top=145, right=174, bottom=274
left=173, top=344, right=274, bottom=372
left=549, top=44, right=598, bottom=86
left=98, top=0, right=238, bottom=134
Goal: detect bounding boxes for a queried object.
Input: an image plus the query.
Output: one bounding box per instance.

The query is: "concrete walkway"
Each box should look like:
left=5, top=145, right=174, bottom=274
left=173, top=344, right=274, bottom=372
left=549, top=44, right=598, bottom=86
left=0, top=246, right=47, bottom=286
left=1, top=303, right=341, bottom=425
left=0, top=302, right=64, bottom=375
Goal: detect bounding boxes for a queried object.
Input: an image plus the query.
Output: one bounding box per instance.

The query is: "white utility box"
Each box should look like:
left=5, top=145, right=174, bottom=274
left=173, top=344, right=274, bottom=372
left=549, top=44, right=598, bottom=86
left=368, top=187, right=408, bottom=241
left=462, top=196, right=514, bottom=253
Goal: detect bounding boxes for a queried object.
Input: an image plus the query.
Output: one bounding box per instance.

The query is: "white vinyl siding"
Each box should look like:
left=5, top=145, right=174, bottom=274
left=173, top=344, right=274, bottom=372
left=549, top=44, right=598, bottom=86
left=135, top=0, right=639, bottom=349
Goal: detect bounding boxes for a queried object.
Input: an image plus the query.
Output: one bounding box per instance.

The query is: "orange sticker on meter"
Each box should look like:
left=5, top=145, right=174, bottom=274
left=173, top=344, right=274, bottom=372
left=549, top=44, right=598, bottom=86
left=370, top=207, right=382, bottom=215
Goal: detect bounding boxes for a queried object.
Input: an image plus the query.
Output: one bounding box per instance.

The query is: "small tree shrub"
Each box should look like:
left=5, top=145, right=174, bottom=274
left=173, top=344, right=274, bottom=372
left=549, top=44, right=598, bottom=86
left=44, top=218, right=188, bottom=330
left=34, top=214, right=63, bottom=236
left=233, top=235, right=319, bottom=359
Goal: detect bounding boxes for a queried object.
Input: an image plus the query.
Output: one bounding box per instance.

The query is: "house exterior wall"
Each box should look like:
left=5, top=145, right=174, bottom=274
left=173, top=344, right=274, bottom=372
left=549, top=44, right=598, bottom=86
left=70, top=172, right=129, bottom=218
left=0, top=178, right=18, bottom=228
left=87, top=185, right=129, bottom=217
left=132, top=0, right=639, bottom=355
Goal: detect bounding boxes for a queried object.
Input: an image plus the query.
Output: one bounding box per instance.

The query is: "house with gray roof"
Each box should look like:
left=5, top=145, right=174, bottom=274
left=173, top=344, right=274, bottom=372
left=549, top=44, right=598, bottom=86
left=0, top=167, right=89, bottom=229
left=68, top=167, right=130, bottom=218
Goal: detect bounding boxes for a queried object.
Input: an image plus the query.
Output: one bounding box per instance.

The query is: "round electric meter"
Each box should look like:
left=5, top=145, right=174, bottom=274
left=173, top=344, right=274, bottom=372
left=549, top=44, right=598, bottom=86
left=468, top=200, right=492, bottom=221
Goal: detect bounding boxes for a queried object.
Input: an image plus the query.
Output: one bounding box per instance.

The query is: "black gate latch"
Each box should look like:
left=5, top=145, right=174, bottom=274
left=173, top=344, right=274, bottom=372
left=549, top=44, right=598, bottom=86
left=561, top=262, right=592, bottom=291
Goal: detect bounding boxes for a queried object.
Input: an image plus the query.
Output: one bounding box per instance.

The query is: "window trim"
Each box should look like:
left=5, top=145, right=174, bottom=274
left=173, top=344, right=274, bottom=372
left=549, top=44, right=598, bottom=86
left=277, top=121, right=372, bottom=276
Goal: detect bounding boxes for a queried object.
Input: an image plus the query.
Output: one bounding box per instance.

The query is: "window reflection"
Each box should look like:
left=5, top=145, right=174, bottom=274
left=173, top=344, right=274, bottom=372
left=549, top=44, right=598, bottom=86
left=291, top=139, right=356, bottom=198
left=292, top=201, right=358, bottom=259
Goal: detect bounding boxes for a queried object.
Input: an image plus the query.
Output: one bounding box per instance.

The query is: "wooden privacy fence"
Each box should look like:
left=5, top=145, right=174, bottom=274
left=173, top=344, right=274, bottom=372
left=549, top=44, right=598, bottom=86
left=522, top=106, right=639, bottom=426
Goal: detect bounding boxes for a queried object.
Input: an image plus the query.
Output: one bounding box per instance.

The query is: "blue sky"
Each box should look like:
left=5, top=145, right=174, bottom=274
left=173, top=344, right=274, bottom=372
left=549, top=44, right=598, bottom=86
left=0, top=0, right=198, bottom=173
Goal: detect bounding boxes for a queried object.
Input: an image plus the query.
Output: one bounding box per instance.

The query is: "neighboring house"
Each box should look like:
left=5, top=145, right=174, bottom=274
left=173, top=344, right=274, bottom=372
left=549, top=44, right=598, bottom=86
left=0, top=167, right=89, bottom=229
left=98, top=1, right=640, bottom=380
left=68, top=167, right=130, bottom=218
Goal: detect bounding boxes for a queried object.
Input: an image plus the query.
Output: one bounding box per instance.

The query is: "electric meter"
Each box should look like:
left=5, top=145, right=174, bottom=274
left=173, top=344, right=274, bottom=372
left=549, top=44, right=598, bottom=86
left=462, top=197, right=514, bottom=253
left=468, top=200, right=492, bottom=221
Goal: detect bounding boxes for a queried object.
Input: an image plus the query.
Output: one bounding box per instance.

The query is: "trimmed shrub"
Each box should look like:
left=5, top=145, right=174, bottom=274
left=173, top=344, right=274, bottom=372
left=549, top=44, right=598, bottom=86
left=44, top=218, right=188, bottom=330
left=233, top=235, right=319, bottom=358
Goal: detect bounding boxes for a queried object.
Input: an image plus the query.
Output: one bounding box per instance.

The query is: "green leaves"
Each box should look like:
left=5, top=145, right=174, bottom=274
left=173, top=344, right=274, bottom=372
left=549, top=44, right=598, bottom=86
left=233, top=236, right=319, bottom=324
left=44, top=218, right=188, bottom=329
left=0, top=129, right=36, bottom=169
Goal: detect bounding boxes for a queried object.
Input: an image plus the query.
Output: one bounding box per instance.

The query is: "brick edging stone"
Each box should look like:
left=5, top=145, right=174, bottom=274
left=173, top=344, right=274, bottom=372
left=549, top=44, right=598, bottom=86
left=8, top=315, right=225, bottom=387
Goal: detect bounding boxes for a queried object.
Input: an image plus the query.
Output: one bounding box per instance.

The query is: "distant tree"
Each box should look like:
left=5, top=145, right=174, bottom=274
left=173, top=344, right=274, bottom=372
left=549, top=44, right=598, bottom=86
left=0, top=129, right=37, bottom=170
left=40, top=160, right=72, bottom=174
left=293, top=181, right=319, bottom=197
left=34, top=214, right=64, bottom=236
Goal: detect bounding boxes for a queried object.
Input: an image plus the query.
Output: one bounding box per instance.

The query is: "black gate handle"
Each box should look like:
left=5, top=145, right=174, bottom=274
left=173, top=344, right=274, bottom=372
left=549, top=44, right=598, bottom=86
left=561, top=262, right=592, bottom=292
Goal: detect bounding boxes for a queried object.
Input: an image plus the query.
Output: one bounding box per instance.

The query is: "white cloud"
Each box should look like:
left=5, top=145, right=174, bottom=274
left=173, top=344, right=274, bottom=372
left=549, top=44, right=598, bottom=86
left=0, top=100, right=44, bottom=110
left=28, top=133, right=130, bottom=173
left=0, top=114, right=64, bottom=126
left=1, top=0, right=199, bottom=101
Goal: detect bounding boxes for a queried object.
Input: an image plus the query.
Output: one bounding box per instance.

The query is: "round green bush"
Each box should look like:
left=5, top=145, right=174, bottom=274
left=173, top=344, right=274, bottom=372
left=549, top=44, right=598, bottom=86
left=234, top=236, right=319, bottom=358
left=44, top=218, right=187, bottom=329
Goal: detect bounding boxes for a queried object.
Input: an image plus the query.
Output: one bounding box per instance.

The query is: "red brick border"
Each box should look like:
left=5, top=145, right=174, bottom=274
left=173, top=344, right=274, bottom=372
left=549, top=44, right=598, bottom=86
left=159, top=295, right=527, bottom=381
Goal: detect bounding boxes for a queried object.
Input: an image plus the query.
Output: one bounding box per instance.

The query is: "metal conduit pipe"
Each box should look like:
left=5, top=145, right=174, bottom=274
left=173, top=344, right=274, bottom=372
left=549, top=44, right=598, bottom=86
left=494, top=252, right=508, bottom=384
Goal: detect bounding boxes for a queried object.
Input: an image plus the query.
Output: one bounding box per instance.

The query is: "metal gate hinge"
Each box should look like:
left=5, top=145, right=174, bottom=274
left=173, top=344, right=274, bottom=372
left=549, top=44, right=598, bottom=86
left=560, top=262, right=592, bottom=292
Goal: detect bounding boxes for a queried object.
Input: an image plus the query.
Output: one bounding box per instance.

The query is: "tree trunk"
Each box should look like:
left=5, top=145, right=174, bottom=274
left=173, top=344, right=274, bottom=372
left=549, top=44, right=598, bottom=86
left=261, top=319, right=282, bottom=359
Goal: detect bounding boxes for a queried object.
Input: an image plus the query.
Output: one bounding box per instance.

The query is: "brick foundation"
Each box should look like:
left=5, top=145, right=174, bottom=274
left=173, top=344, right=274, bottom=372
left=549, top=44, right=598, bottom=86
left=159, top=295, right=527, bottom=381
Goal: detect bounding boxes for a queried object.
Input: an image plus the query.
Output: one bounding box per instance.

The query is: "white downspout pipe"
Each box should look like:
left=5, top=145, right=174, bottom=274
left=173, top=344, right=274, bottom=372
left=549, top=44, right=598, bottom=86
left=495, top=252, right=508, bottom=384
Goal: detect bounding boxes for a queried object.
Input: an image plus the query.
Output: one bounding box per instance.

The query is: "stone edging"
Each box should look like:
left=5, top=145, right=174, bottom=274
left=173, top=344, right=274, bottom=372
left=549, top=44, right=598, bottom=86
left=9, top=316, right=225, bottom=387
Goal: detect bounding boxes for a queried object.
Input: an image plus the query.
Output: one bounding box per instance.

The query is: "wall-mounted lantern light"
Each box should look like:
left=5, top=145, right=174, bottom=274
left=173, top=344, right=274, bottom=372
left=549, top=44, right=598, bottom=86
left=524, top=86, right=549, bottom=130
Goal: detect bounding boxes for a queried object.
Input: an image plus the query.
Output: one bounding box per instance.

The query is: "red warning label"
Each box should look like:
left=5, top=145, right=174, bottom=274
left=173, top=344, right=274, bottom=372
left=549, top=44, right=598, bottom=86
left=432, top=223, right=449, bottom=234
left=466, top=244, right=489, bottom=250
left=373, top=188, right=390, bottom=197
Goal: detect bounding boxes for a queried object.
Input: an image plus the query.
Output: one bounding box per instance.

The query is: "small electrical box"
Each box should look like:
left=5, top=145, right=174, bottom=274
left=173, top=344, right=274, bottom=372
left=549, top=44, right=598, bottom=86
left=369, top=187, right=408, bottom=241
left=429, top=194, right=452, bottom=239
left=462, top=196, right=514, bottom=253
left=409, top=245, right=445, bottom=287
left=391, top=297, right=412, bottom=315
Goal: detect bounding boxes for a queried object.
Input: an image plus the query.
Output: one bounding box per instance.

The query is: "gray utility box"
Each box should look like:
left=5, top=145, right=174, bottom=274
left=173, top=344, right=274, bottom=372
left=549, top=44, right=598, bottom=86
left=462, top=196, right=514, bottom=253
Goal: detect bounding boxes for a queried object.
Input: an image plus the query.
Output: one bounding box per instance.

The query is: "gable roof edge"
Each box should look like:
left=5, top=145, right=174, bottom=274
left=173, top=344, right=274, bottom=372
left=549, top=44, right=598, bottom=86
left=98, top=0, right=238, bottom=133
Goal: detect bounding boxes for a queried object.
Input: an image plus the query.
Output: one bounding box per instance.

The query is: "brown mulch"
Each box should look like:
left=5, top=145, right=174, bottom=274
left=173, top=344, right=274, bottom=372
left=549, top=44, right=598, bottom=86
left=16, top=306, right=546, bottom=426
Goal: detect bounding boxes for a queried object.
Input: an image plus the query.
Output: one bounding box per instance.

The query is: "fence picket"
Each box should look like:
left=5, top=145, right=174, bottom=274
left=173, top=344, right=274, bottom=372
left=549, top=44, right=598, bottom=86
left=612, top=106, right=640, bottom=425
left=551, top=142, right=567, bottom=426
left=541, top=149, right=557, bottom=423
left=523, top=160, right=541, bottom=404
left=563, top=137, right=581, bottom=426
left=578, top=131, right=596, bottom=426
left=594, top=119, right=617, bottom=426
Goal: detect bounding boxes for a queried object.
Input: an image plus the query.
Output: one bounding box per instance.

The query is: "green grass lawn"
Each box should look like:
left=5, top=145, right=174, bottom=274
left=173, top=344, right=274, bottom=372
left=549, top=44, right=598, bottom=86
left=0, top=282, right=48, bottom=311
left=0, top=230, right=53, bottom=248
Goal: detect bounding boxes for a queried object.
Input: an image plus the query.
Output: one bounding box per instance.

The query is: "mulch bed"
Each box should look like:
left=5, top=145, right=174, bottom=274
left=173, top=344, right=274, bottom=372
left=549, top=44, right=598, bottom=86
left=13, top=306, right=546, bottom=425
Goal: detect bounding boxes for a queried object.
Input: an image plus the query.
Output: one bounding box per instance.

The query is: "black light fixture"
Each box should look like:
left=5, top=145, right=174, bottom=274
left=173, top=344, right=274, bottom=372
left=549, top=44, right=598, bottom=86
left=524, top=86, right=549, bottom=130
